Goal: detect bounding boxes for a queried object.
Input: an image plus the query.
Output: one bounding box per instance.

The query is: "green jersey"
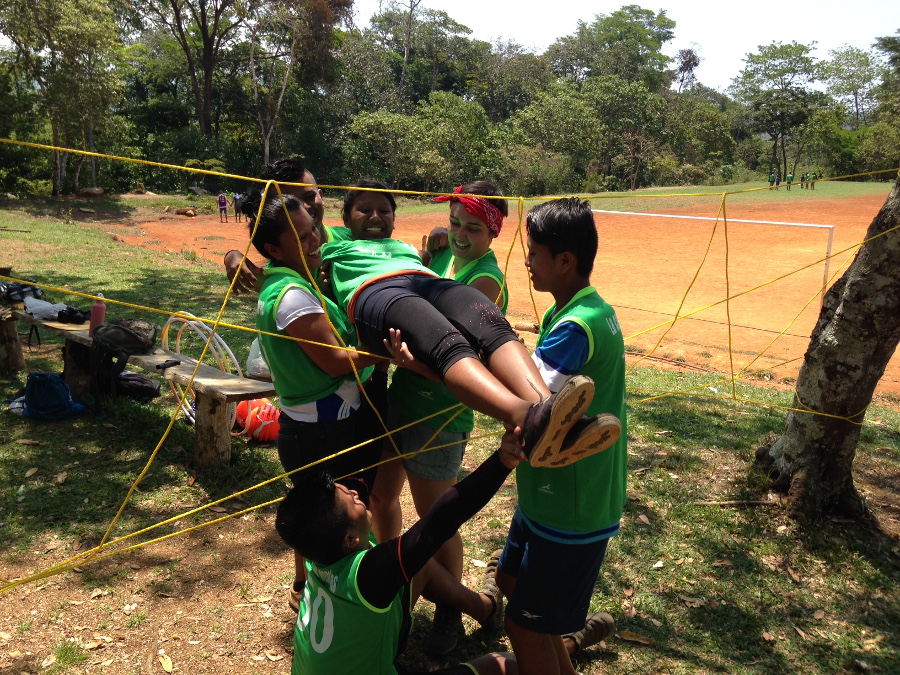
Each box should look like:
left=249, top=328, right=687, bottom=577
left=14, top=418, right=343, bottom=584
left=428, top=247, right=508, bottom=312
left=257, top=265, right=372, bottom=408
left=388, top=247, right=508, bottom=432
left=321, top=238, right=436, bottom=315
left=517, top=287, right=628, bottom=535
left=293, top=547, right=409, bottom=675
left=323, top=225, right=352, bottom=243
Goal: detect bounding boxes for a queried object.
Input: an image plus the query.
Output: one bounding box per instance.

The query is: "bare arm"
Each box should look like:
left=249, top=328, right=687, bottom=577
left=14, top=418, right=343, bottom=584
left=469, top=276, right=503, bottom=306
left=224, top=250, right=264, bottom=295
left=284, top=312, right=382, bottom=377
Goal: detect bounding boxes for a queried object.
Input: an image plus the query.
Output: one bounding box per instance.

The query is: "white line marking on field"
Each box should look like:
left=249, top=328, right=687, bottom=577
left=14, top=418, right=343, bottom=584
left=591, top=209, right=833, bottom=230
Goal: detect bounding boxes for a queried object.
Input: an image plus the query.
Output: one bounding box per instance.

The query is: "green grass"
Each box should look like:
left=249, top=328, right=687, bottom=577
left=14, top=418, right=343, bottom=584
left=46, top=640, right=88, bottom=673
left=581, top=180, right=893, bottom=214
left=125, top=611, right=148, bottom=628
left=315, top=179, right=893, bottom=220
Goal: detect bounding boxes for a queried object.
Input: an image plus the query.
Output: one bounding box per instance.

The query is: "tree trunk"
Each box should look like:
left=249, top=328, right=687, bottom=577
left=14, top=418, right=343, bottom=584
left=73, top=131, right=86, bottom=194
left=88, top=123, right=97, bottom=188
left=201, top=37, right=215, bottom=136
left=399, top=0, right=421, bottom=95
left=754, top=176, right=900, bottom=520
left=250, top=25, right=296, bottom=169
left=51, top=120, right=62, bottom=197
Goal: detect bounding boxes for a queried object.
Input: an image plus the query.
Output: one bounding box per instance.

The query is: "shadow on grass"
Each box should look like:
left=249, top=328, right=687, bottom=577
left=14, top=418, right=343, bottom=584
left=611, top=387, right=900, bottom=674
left=0, top=394, right=286, bottom=554
left=0, top=196, right=141, bottom=221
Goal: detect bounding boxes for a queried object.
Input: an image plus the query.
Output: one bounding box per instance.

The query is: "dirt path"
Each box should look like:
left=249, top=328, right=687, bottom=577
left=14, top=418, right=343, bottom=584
left=111, top=191, right=899, bottom=400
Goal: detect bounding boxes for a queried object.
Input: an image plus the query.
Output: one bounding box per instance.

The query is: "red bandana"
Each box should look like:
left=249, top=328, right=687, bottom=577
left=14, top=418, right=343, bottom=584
left=434, top=186, right=504, bottom=236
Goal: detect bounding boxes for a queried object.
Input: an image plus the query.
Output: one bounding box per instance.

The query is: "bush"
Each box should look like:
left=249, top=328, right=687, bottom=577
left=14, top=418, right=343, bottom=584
left=677, top=163, right=707, bottom=186
left=498, top=143, right=576, bottom=197
left=647, top=154, right=681, bottom=187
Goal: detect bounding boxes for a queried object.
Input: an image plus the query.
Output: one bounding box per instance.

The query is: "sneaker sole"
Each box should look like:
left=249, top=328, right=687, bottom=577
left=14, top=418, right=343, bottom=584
left=530, top=414, right=621, bottom=468
left=566, top=611, right=616, bottom=653
left=528, top=376, right=594, bottom=468
left=480, top=549, right=505, bottom=632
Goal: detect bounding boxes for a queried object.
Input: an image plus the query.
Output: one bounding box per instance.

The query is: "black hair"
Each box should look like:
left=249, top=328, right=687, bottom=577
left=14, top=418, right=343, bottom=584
left=526, top=197, right=598, bottom=277
left=342, top=179, right=396, bottom=217
left=275, top=471, right=352, bottom=567
left=242, top=191, right=303, bottom=259
left=461, top=180, right=508, bottom=217
left=261, top=157, right=309, bottom=183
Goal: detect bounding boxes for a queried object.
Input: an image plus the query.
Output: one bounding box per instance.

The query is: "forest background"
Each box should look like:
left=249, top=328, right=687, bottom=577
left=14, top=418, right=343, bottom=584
left=0, top=0, right=898, bottom=197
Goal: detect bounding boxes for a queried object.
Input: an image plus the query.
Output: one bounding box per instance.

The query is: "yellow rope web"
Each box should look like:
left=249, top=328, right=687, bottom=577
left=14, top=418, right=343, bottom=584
left=1, top=135, right=897, bottom=593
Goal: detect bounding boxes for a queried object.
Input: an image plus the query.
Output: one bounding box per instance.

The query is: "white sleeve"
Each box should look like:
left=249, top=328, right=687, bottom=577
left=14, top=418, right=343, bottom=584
left=275, top=286, right=324, bottom=330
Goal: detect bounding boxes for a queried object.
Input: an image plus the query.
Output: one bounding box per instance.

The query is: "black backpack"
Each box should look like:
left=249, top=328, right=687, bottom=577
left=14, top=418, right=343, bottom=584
left=91, top=319, right=161, bottom=401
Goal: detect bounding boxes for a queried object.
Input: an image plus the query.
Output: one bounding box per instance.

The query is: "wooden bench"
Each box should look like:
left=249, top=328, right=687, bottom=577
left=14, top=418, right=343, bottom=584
left=2, top=310, right=275, bottom=467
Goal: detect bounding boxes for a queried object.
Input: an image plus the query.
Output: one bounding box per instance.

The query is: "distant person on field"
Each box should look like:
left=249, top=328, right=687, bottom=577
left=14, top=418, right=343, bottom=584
left=786, top=172, right=793, bottom=191
left=233, top=192, right=244, bottom=222
left=768, top=170, right=775, bottom=189
left=811, top=171, right=818, bottom=190
left=491, top=197, right=627, bottom=675
left=218, top=192, right=230, bottom=222
left=775, top=173, right=781, bottom=190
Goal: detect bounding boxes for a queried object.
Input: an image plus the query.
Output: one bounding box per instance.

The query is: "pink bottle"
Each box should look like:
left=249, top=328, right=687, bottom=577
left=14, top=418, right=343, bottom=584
left=89, top=293, right=106, bottom=336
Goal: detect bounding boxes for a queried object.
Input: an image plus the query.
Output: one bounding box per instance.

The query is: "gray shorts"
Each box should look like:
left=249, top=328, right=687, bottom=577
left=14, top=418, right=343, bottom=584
left=387, top=406, right=468, bottom=481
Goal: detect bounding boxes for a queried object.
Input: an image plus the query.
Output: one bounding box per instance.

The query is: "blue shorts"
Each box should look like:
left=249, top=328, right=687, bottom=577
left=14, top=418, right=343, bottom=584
left=387, top=406, right=467, bottom=481
left=500, top=508, right=609, bottom=635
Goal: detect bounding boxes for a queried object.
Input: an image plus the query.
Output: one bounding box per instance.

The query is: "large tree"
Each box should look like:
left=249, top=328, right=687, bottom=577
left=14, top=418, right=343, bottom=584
left=135, top=0, right=350, bottom=136
left=468, top=40, right=552, bottom=123
left=822, top=45, right=883, bottom=129
left=368, top=3, right=475, bottom=103
left=135, top=0, right=248, bottom=135
left=755, top=176, right=900, bottom=519
left=0, top=0, right=124, bottom=194
left=873, top=30, right=900, bottom=131
left=730, top=41, right=819, bottom=179
left=544, top=4, right=675, bottom=91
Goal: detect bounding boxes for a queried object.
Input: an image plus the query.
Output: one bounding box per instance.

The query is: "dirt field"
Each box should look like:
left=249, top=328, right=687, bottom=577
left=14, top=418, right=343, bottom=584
left=112, top=190, right=899, bottom=399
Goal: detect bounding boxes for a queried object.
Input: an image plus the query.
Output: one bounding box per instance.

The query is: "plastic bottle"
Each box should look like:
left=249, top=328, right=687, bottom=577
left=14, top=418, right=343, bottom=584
left=89, top=293, right=106, bottom=336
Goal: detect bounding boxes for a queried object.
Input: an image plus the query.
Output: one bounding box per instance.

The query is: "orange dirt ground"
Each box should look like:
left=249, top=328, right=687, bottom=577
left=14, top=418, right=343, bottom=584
left=112, top=190, right=900, bottom=400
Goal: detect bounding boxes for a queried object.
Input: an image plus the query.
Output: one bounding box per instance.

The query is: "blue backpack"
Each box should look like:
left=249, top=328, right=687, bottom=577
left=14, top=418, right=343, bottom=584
left=22, top=373, right=86, bottom=420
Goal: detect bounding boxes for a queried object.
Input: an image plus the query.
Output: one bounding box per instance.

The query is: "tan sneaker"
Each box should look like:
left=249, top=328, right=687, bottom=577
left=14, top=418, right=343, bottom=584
left=479, top=549, right=505, bottom=631
left=530, top=414, right=621, bottom=468
left=565, top=611, right=615, bottom=653
left=521, top=376, right=594, bottom=466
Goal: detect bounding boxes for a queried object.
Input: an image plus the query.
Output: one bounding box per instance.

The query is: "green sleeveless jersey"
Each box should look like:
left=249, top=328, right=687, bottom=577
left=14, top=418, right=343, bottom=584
left=320, top=238, right=436, bottom=314
left=257, top=265, right=372, bottom=407
left=428, top=247, right=508, bottom=312
left=388, top=247, right=508, bottom=432
left=517, top=287, right=628, bottom=535
left=293, top=548, right=409, bottom=674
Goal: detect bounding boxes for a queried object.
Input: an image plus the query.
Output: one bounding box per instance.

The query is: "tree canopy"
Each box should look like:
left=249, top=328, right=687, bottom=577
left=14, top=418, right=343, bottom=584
left=0, top=3, right=894, bottom=196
